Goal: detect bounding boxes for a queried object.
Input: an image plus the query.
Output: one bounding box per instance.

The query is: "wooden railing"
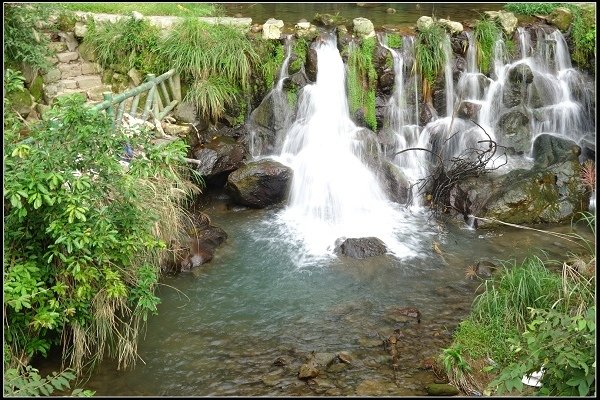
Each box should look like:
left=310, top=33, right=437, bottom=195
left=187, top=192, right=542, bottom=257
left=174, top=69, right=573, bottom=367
left=92, top=69, right=181, bottom=126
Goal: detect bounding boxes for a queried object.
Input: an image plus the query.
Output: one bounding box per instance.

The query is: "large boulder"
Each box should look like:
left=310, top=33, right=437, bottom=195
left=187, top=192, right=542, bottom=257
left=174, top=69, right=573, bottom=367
left=379, top=160, right=411, bottom=204
left=334, top=237, right=388, bottom=259
left=484, top=10, right=518, bottom=35
left=452, top=160, right=587, bottom=227
left=192, top=136, right=246, bottom=181
left=438, top=18, right=463, bottom=34
left=532, top=134, right=581, bottom=168
left=548, top=7, right=573, bottom=32
left=353, top=17, right=375, bottom=39
left=495, top=108, right=531, bottom=154
left=263, top=18, right=284, bottom=40
left=7, top=88, right=33, bottom=118
left=457, top=100, right=482, bottom=120
left=306, top=47, right=318, bottom=82
left=416, top=16, right=434, bottom=31
left=225, top=159, right=293, bottom=208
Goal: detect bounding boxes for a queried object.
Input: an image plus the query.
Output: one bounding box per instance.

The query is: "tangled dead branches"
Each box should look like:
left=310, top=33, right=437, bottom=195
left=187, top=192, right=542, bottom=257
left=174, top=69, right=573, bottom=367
left=394, top=120, right=508, bottom=216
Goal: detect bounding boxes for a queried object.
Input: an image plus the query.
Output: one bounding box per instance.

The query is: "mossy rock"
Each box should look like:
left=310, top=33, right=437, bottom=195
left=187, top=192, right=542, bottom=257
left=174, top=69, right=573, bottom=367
left=57, top=13, right=78, bottom=32
left=548, top=7, right=573, bottom=32
left=425, top=383, right=460, bottom=396
left=7, top=88, right=34, bottom=117
left=28, top=76, right=44, bottom=102
left=101, top=68, right=113, bottom=84
left=78, top=41, right=97, bottom=62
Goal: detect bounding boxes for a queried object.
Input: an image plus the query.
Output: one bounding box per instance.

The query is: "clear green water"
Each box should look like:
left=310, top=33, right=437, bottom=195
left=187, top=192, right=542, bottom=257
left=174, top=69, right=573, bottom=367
left=43, top=191, right=592, bottom=396
left=223, top=2, right=505, bottom=29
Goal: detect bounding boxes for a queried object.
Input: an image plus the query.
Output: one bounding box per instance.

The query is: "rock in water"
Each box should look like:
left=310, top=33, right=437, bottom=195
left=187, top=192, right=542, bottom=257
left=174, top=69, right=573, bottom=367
left=425, top=383, right=460, bottom=396
left=334, top=237, right=388, bottom=259
left=226, top=159, right=293, bottom=208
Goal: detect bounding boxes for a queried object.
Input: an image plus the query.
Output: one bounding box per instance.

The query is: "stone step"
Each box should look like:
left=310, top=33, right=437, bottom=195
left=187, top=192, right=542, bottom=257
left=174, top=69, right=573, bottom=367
left=75, top=75, right=102, bottom=90
left=56, top=51, right=79, bottom=63
left=86, top=84, right=113, bottom=102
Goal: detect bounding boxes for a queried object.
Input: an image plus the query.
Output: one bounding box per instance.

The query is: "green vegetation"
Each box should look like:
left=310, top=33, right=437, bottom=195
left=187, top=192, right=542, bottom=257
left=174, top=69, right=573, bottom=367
left=4, top=365, right=94, bottom=397
left=474, top=19, right=502, bottom=74
left=62, top=3, right=224, bottom=17
left=385, top=33, right=403, bottom=49
left=289, top=38, right=309, bottom=74
left=259, top=40, right=285, bottom=91
left=159, top=18, right=261, bottom=123
left=503, top=3, right=565, bottom=15
left=440, top=213, right=596, bottom=396
left=4, top=94, right=197, bottom=376
left=3, top=3, right=55, bottom=72
left=84, top=16, right=166, bottom=76
left=415, top=23, right=448, bottom=105
left=346, top=37, right=378, bottom=131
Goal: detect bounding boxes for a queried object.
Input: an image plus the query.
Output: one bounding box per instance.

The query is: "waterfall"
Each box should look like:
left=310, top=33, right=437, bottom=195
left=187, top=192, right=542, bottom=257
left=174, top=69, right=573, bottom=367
left=249, top=36, right=294, bottom=158
left=277, top=34, right=418, bottom=258
left=381, top=35, right=428, bottom=206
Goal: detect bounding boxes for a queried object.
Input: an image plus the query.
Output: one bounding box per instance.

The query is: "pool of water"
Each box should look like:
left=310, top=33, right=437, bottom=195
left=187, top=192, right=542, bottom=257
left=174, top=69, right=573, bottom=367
left=52, top=190, right=592, bottom=396
left=223, top=3, right=504, bottom=30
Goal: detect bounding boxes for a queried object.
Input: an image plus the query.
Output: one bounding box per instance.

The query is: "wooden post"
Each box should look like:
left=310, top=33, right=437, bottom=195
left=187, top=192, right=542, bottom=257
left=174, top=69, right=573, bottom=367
left=141, top=74, right=156, bottom=121
left=103, top=92, right=115, bottom=125
left=116, top=101, right=127, bottom=126
left=130, top=94, right=140, bottom=118
left=173, top=73, right=181, bottom=101
left=159, top=81, right=170, bottom=104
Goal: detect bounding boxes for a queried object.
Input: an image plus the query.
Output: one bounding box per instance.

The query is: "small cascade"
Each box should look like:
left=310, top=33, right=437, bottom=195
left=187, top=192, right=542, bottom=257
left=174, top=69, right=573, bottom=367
left=381, top=35, right=428, bottom=206
left=517, top=27, right=532, bottom=60
left=442, top=38, right=454, bottom=118
left=277, top=34, right=418, bottom=259
left=248, top=36, right=294, bottom=158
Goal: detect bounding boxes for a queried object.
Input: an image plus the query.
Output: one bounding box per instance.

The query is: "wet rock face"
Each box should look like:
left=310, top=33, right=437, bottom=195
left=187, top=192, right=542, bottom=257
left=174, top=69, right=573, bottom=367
left=532, top=133, right=581, bottom=168
left=494, top=108, right=530, bottom=154
left=191, top=136, right=246, bottom=184
left=334, top=237, right=388, bottom=259
left=305, top=48, right=318, bottom=82
left=225, top=159, right=293, bottom=208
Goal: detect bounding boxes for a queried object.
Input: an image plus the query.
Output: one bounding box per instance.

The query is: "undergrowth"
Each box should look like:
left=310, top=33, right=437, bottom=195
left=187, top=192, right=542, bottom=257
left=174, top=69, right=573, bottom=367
left=346, top=37, right=378, bottom=131
left=415, top=22, right=448, bottom=105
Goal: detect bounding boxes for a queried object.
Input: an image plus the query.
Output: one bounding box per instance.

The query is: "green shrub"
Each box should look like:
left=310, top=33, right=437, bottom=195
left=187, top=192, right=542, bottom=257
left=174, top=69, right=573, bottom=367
left=258, top=40, right=285, bottom=90
left=63, top=3, right=224, bottom=17
left=3, top=365, right=94, bottom=397
left=474, top=19, right=502, bottom=73
left=415, top=23, right=448, bottom=104
left=385, top=33, right=403, bottom=49
left=503, top=3, right=566, bottom=15
left=491, top=306, right=595, bottom=396
left=570, top=5, right=596, bottom=68
left=3, top=3, right=56, bottom=72
left=346, top=37, right=378, bottom=131
left=3, top=95, right=197, bottom=372
left=84, top=16, right=166, bottom=75
left=289, top=38, right=309, bottom=74
left=159, top=18, right=260, bottom=122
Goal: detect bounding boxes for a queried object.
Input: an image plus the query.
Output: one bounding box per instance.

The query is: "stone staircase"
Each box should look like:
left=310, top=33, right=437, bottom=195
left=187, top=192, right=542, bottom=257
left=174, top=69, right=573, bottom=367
left=42, top=33, right=111, bottom=104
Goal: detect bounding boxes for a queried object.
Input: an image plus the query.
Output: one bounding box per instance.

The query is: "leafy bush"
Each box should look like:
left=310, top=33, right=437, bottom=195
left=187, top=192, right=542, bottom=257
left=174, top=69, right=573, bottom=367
left=289, top=37, right=309, bottom=74
left=4, top=69, right=27, bottom=94
left=3, top=365, right=94, bottom=397
left=3, top=95, right=197, bottom=372
left=3, top=3, right=56, bottom=72
left=491, top=306, right=595, bottom=396
left=385, top=33, right=403, bottom=49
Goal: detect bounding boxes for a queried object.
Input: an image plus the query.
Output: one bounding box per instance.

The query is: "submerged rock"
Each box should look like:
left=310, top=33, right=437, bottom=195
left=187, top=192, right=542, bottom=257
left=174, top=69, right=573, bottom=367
left=225, top=159, right=293, bottom=208
left=334, top=237, right=388, bottom=259
left=426, top=383, right=460, bottom=396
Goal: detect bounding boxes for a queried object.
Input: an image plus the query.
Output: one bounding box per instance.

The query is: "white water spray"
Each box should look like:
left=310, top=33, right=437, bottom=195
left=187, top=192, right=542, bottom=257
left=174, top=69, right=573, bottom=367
left=277, top=35, right=420, bottom=259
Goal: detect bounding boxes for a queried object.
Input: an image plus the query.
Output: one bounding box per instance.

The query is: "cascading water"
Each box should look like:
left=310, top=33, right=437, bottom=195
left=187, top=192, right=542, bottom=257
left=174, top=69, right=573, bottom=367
left=380, top=35, right=428, bottom=206
left=248, top=36, right=294, bottom=158
left=276, top=34, right=422, bottom=260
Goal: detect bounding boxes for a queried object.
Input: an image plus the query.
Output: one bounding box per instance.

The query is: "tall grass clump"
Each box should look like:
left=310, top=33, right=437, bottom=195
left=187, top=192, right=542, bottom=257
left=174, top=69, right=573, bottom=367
left=346, top=37, right=378, bottom=131
left=503, top=3, right=565, bottom=15
left=415, top=23, right=448, bottom=105
left=474, top=19, right=502, bottom=74
left=159, top=18, right=260, bottom=123
left=84, top=16, right=166, bottom=75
